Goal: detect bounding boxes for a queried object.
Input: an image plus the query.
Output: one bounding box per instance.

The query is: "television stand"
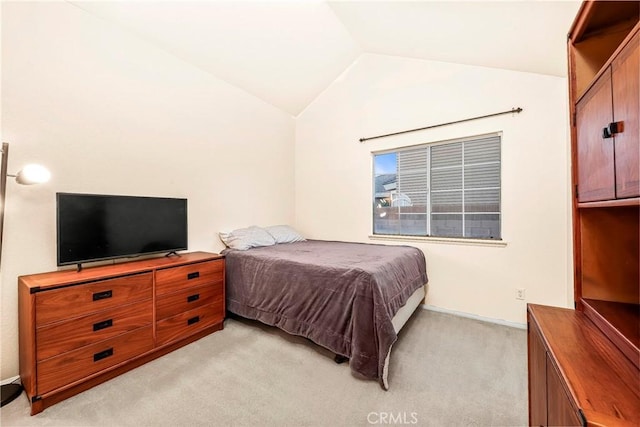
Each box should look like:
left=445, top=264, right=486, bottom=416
left=165, top=251, right=181, bottom=257
left=18, top=251, right=225, bottom=415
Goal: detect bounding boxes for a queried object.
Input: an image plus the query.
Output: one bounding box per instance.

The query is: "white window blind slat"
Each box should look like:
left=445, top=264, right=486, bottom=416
left=431, top=142, right=462, bottom=168
left=464, top=163, right=500, bottom=188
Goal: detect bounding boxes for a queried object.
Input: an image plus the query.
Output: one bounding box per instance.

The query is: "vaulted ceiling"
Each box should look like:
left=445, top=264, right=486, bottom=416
left=70, top=1, right=582, bottom=116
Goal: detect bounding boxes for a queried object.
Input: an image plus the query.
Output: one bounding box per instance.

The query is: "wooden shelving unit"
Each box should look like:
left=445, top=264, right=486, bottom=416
left=569, top=0, right=639, bottom=365
left=528, top=2, right=640, bottom=426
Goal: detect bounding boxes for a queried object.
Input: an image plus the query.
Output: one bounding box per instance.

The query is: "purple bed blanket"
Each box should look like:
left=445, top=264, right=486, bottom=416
left=223, top=240, right=428, bottom=388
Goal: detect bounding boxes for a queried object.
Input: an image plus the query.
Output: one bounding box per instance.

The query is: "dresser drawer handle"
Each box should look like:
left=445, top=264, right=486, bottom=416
left=187, top=316, right=200, bottom=325
left=187, top=294, right=200, bottom=303
left=93, top=319, right=113, bottom=331
left=93, top=290, right=112, bottom=301
left=187, top=272, right=200, bottom=280
left=93, top=348, right=113, bottom=362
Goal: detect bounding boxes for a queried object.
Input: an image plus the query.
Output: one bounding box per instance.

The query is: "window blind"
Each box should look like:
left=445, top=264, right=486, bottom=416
left=431, top=135, right=501, bottom=238
left=373, top=133, right=501, bottom=240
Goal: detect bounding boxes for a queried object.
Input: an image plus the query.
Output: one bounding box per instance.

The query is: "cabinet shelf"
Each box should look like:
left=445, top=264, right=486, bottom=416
left=578, top=197, right=640, bottom=208
left=582, top=298, right=640, bottom=369
left=570, top=1, right=639, bottom=98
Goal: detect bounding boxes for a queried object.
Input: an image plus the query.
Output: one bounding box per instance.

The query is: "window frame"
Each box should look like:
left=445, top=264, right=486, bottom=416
left=371, top=132, right=503, bottom=242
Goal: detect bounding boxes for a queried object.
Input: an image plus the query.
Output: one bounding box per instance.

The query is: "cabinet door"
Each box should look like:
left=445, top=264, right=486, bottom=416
left=612, top=31, right=640, bottom=199
left=528, top=320, right=547, bottom=426
left=576, top=69, right=616, bottom=202
left=546, top=356, right=583, bottom=427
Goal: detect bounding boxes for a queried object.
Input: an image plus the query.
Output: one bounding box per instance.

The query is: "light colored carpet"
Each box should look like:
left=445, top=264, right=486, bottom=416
left=1, top=309, right=527, bottom=426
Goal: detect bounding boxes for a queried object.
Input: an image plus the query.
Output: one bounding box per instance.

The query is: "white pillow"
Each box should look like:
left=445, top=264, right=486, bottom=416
left=263, top=225, right=306, bottom=244
left=219, top=226, right=276, bottom=251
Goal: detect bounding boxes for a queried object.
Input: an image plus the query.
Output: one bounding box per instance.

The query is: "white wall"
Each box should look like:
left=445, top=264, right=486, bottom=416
left=0, top=2, right=295, bottom=379
left=296, top=54, right=572, bottom=325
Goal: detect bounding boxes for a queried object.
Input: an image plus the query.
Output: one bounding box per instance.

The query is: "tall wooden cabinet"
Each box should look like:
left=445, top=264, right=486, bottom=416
left=570, top=0, right=639, bottom=369
left=528, top=2, right=640, bottom=426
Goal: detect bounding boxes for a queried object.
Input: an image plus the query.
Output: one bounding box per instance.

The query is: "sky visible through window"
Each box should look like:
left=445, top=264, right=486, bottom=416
left=374, top=152, right=397, bottom=175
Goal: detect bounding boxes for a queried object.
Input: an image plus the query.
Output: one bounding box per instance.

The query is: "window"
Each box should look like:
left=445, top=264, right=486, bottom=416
left=373, top=133, right=501, bottom=239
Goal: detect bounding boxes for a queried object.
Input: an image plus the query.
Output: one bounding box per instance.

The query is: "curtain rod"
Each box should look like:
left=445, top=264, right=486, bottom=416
left=359, top=107, right=523, bottom=143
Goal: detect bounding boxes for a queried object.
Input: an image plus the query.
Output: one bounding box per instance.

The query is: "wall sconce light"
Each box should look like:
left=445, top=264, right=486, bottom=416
left=0, top=142, right=51, bottom=407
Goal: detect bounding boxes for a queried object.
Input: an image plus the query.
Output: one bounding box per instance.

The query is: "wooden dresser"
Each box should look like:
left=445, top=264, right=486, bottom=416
left=527, top=2, right=639, bottom=426
left=19, top=251, right=225, bottom=415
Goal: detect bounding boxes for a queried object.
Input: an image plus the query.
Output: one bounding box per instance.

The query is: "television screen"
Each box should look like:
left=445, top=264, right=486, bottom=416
left=57, top=193, right=188, bottom=266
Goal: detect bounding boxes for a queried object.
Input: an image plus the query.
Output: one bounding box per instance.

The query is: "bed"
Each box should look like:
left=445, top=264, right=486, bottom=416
left=222, top=239, right=428, bottom=389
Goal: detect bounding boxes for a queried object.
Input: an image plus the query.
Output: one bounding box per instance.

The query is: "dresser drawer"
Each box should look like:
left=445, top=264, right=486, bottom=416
left=156, top=302, right=224, bottom=346
left=37, top=326, right=153, bottom=395
left=155, top=260, right=223, bottom=296
left=36, top=299, right=152, bottom=361
left=35, top=273, right=152, bottom=326
left=156, top=283, right=223, bottom=320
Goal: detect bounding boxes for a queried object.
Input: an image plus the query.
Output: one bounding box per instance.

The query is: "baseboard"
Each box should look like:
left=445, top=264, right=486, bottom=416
left=420, top=304, right=527, bottom=330
left=1, top=376, right=20, bottom=386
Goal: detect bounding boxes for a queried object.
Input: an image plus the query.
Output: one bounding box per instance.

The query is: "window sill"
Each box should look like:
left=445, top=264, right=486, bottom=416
left=368, top=234, right=507, bottom=247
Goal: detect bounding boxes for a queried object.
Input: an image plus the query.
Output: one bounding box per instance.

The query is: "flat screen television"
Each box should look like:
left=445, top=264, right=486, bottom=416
left=57, top=193, right=188, bottom=266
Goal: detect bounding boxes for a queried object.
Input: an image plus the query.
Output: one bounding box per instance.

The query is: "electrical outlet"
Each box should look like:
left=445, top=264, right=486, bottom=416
left=516, top=288, right=526, bottom=300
